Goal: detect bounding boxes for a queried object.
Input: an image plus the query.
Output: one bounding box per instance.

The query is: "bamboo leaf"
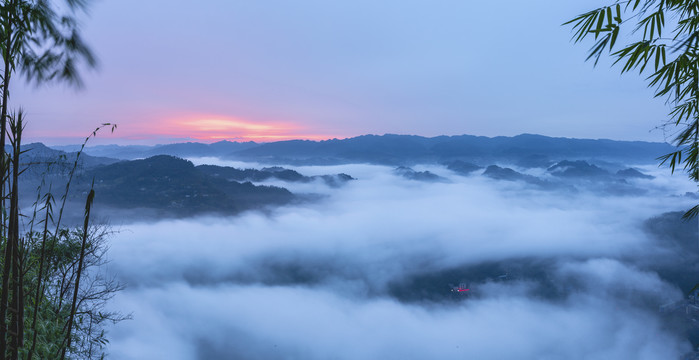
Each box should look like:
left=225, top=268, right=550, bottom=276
left=661, top=45, right=666, bottom=65
left=596, top=9, right=605, bottom=39
left=611, top=25, right=620, bottom=49
left=683, top=205, right=699, bottom=220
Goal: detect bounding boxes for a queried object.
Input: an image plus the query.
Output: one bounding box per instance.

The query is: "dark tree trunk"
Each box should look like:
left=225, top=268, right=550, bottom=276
left=0, top=2, right=14, bottom=355
left=59, top=189, right=94, bottom=360
left=27, top=194, right=52, bottom=360
left=7, top=114, right=21, bottom=360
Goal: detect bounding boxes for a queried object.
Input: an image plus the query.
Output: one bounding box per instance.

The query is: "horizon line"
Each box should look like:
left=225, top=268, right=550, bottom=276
left=23, top=132, right=673, bottom=148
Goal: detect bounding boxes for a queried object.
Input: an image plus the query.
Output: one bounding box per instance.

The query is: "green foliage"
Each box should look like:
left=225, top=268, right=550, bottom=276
left=0, top=0, right=97, bottom=87
left=0, top=0, right=123, bottom=358
left=19, top=225, right=126, bottom=359
left=565, top=0, right=699, bottom=218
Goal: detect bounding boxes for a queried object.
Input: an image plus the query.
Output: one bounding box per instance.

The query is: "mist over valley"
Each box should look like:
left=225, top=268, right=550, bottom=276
left=6, top=0, right=699, bottom=358
left=15, top=133, right=698, bottom=359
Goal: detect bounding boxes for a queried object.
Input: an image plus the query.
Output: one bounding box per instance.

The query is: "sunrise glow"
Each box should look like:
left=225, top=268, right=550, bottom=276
left=180, top=118, right=279, bottom=133
left=166, top=116, right=336, bottom=142
left=24, top=114, right=341, bottom=145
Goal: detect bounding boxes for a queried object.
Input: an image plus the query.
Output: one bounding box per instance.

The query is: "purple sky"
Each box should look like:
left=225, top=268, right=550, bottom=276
left=12, top=0, right=671, bottom=145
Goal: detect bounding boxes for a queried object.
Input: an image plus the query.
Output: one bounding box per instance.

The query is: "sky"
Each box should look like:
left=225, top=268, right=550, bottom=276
left=12, top=0, right=674, bottom=145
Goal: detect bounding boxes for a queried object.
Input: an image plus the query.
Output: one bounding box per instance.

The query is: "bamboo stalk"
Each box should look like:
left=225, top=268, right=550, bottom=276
left=59, top=188, right=94, bottom=360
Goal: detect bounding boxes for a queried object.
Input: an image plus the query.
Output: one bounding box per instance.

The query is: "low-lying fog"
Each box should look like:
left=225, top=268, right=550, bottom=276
left=105, top=160, right=697, bottom=359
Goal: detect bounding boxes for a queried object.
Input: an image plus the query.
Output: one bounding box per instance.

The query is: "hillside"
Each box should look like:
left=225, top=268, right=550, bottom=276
left=83, top=156, right=294, bottom=215
left=59, top=133, right=675, bottom=166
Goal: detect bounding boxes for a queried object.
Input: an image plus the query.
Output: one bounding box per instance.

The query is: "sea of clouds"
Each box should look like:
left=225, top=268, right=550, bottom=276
left=104, top=160, right=697, bottom=359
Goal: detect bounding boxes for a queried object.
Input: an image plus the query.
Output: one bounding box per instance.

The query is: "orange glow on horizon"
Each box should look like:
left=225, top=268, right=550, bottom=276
left=204, top=134, right=333, bottom=141
left=180, top=118, right=280, bottom=133
left=128, top=114, right=341, bottom=143
left=23, top=114, right=346, bottom=144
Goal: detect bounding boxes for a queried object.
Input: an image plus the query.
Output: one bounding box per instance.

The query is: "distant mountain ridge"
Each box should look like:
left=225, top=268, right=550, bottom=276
left=16, top=142, right=673, bottom=222
left=49, top=133, right=674, bottom=166
left=52, top=140, right=258, bottom=160
left=84, top=155, right=294, bottom=215
left=17, top=150, right=354, bottom=220
left=13, top=143, right=120, bottom=173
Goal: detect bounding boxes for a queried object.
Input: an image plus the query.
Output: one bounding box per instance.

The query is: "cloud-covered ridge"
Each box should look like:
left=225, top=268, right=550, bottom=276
left=105, top=162, right=697, bottom=359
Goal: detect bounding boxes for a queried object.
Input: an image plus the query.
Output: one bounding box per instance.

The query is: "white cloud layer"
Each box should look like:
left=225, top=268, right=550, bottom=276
left=104, top=162, right=696, bottom=359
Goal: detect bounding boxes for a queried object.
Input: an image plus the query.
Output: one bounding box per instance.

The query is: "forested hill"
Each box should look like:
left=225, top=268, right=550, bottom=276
left=80, top=155, right=295, bottom=216
left=15, top=142, right=360, bottom=220
left=54, top=133, right=675, bottom=166
left=12, top=142, right=119, bottom=168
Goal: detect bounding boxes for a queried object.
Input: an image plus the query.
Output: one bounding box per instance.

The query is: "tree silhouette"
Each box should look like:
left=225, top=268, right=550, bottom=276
left=0, top=1, right=101, bottom=359
left=565, top=0, right=698, bottom=218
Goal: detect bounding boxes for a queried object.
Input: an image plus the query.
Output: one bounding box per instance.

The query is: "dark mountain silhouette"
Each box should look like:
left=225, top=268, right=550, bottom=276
left=547, top=160, right=610, bottom=178
left=643, top=212, right=699, bottom=296
left=197, top=165, right=305, bottom=182
left=513, top=154, right=554, bottom=168
left=56, top=140, right=259, bottom=159
left=540, top=160, right=654, bottom=195
left=52, top=133, right=675, bottom=166
left=393, top=167, right=447, bottom=182
left=143, top=140, right=258, bottom=158
left=18, top=142, right=119, bottom=169
left=444, top=160, right=482, bottom=175
left=52, top=144, right=152, bottom=159
left=230, top=134, right=674, bottom=165
left=617, top=168, right=655, bottom=179
left=196, top=165, right=355, bottom=187
left=17, top=147, right=356, bottom=219
left=482, top=165, right=546, bottom=186
left=83, top=156, right=294, bottom=215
